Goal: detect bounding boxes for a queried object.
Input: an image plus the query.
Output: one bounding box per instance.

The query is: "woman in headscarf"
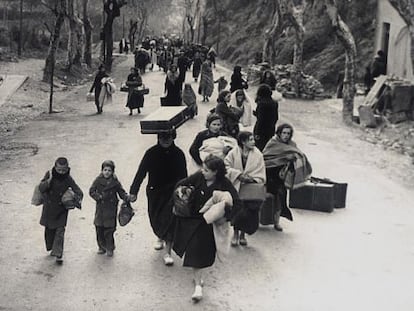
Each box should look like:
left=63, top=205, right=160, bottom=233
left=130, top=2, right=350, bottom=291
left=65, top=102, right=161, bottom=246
left=230, top=65, right=248, bottom=93
left=126, top=67, right=144, bottom=115
left=229, top=89, right=252, bottom=128
left=253, top=84, right=279, bottom=151
left=260, top=70, right=277, bottom=90
left=192, top=51, right=203, bottom=82
left=198, top=58, right=214, bottom=102
left=215, top=90, right=242, bottom=138
left=164, top=64, right=183, bottom=106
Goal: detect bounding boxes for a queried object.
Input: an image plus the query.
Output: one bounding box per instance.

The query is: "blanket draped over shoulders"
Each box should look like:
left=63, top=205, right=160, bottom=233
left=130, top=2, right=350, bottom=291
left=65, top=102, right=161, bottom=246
left=262, top=136, right=312, bottom=188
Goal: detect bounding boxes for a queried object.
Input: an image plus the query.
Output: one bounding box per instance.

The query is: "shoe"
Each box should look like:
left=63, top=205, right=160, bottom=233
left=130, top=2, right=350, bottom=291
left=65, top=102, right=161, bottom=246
left=239, top=238, right=248, bottom=246
left=274, top=224, right=283, bottom=232
left=154, top=240, right=164, bottom=250
left=191, top=285, right=203, bottom=302
left=129, top=112, right=133, bottom=116
left=163, top=254, right=174, bottom=266
left=231, top=238, right=238, bottom=247
left=106, top=250, right=114, bottom=257
left=97, top=248, right=106, bottom=255
left=55, top=255, right=63, bottom=264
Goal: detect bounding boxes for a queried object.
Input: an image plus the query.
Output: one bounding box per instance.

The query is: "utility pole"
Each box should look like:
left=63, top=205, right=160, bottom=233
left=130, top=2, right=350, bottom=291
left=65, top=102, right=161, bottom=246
left=101, top=0, right=106, bottom=62
left=18, top=0, right=23, bottom=57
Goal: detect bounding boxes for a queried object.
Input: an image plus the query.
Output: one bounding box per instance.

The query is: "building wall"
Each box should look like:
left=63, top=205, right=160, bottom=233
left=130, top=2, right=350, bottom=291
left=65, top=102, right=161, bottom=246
left=375, top=0, right=413, bottom=80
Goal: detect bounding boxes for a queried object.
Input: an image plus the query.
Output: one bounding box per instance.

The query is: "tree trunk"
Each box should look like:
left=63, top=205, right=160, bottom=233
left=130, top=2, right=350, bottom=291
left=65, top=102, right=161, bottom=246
left=82, top=0, right=92, bottom=67
left=43, top=0, right=66, bottom=82
left=289, top=2, right=305, bottom=96
left=104, top=0, right=125, bottom=71
left=66, top=0, right=83, bottom=70
left=129, top=20, right=137, bottom=51
left=262, top=1, right=282, bottom=65
left=325, top=0, right=357, bottom=125
left=201, top=15, right=208, bottom=45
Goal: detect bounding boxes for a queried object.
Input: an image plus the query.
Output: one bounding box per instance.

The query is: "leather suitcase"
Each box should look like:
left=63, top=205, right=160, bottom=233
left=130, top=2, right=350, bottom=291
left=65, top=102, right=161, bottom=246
left=140, top=106, right=191, bottom=134
left=310, top=177, right=348, bottom=208
left=259, top=193, right=275, bottom=225
left=289, top=181, right=335, bottom=213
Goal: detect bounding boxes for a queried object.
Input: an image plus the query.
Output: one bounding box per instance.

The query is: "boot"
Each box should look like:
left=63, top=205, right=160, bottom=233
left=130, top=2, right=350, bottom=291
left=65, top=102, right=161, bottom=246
left=273, top=210, right=283, bottom=232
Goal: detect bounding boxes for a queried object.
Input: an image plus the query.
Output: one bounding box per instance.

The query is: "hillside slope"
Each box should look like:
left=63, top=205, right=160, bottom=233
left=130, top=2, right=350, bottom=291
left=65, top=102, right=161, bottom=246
left=203, top=0, right=377, bottom=89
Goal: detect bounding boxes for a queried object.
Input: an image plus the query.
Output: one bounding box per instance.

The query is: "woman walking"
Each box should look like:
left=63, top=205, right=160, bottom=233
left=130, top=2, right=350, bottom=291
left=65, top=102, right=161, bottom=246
left=192, top=51, right=203, bottom=82
left=224, top=131, right=266, bottom=246
left=89, top=65, right=108, bottom=114
left=129, top=131, right=187, bottom=265
left=262, top=123, right=312, bottom=231
left=198, top=58, right=214, bottom=102
left=173, top=155, right=241, bottom=302
left=253, top=84, right=279, bottom=151
left=126, top=67, right=144, bottom=115
left=164, top=64, right=183, bottom=106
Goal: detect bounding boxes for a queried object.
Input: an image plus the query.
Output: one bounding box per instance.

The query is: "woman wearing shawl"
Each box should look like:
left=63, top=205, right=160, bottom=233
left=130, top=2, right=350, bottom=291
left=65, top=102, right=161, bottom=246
left=198, top=58, right=214, bottom=102
left=260, top=70, right=277, bottom=90
left=230, top=66, right=248, bottom=93
left=90, top=64, right=108, bottom=114
left=230, top=89, right=252, bottom=128
left=215, top=90, right=242, bottom=138
left=164, top=64, right=182, bottom=106
left=126, top=67, right=144, bottom=115
left=225, top=131, right=266, bottom=246
left=262, top=123, right=312, bottom=231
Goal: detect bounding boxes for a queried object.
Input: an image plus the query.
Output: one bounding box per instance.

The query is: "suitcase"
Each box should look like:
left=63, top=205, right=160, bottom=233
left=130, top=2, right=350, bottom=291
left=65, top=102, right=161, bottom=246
left=310, top=177, right=348, bottom=208
left=289, top=181, right=335, bottom=213
left=140, top=106, right=191, bottom=134
left=259, top=193, right=275, bottom=225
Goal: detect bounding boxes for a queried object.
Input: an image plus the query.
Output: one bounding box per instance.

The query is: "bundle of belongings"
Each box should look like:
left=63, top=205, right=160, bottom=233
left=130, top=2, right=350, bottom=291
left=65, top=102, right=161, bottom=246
left=199, top=136, right=238, bottom=162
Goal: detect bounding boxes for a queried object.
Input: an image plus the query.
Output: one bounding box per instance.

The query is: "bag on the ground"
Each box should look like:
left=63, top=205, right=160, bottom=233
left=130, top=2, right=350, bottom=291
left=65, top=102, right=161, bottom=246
left=118, top=201, right=135, bottom=226
left=172, top=185, right=195, bottom=217
left=31, top=184, right=43, bottom=206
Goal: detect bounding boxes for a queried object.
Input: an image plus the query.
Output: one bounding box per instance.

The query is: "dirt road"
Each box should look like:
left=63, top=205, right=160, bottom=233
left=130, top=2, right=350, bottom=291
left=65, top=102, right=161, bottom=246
left=1, top=56, right=414, bottom=311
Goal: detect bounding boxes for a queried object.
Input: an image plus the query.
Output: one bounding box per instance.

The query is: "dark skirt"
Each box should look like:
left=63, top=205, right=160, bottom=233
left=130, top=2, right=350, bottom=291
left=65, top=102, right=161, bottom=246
left=146, top=186, right=175, bottom=241
left=126, top=91, right=144, bottom=109
left=174, top=217, right=216, bottom=268
left=266, top=168, right=293, bottom=221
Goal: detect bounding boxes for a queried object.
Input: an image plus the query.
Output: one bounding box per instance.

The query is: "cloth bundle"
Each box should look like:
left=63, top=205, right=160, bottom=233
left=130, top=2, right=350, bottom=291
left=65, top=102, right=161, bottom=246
left=199, top=136, right=237, bottom=161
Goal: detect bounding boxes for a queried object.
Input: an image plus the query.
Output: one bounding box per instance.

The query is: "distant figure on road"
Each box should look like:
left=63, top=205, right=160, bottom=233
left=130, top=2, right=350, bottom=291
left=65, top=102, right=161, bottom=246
left=253, top=84, right=279, bottom=151
left=192, top=51, right=203, bottom=82
left=214, top=76, right=228, bottom=93
left=260, top=70, right=277, bottom=91
left=89, top=160, right=129, bottom=257
left=90, top=64, right=108, bottom=114
left=230, top=65, right=248, bottom=93
left=129, top=131, right=187, bottom=266
left=198, top=58, right=214, bottom=102
left=126, top=67, right=144, bottom=115
left=37, top=157, right=83, bottom=264
left=164, top=64, right=183, bottom=106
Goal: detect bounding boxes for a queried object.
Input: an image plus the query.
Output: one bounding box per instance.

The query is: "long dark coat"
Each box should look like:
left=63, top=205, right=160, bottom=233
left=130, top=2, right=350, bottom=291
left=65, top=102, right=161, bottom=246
left=192, top=56, right=203, bottom=79
left=164, top=74, right=182, bottom=106
left=126, top=73, right=144, bottom=109
left=265, top=167, right=293, bottom=221
left=253, top=97, right=279, bottom=151
left=130, top=143, right=187, bottom=240
left=39, top=168, right=83, bottom=229
left=173, top=171, right=241, bottom=268
left=89, top=175, right=129, bottom=228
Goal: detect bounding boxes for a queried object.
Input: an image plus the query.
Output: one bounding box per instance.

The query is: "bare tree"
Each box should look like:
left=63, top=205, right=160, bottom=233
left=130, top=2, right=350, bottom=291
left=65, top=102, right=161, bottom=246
left=82, top=0, right=92, bottom=67
left=128, top=19, right=138, bottom=50
left=324, top=0, right=357, bottom=124
left=103, top=0, right=126, bottom=71
left=211, top=0, right=225, bottom=54
left=42, top=0, right=67, bottom=82
left=66, top=0, right=83, bottom=69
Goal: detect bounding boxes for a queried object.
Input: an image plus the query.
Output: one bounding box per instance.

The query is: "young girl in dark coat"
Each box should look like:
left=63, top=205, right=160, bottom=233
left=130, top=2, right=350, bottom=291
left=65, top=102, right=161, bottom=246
left=173, top=155, right=241, bottom=302
left=89, top=160, right=129, bottom=257
left=38, top=157, right=83, bottom=263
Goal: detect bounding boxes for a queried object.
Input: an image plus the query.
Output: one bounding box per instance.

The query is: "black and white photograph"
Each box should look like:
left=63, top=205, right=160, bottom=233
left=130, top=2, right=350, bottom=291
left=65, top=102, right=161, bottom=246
left=0, top=0, right=414, bottom=310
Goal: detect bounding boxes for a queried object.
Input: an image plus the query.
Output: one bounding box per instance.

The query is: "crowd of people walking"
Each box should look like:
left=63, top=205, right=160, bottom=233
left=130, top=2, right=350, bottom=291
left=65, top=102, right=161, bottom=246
left=35, top=35, right=313, bottom=304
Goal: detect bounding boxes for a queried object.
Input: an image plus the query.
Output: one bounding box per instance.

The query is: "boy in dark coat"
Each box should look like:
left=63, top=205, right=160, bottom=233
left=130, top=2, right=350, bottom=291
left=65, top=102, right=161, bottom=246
left=38, top=157, right=83, bottom=263
left=89, top=160, right=129, bottom=257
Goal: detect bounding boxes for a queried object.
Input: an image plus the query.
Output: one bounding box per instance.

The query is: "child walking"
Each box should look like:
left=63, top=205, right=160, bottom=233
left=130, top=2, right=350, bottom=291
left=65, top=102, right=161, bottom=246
left=89, top=160, right=129, bottom=257
left=38, top=157, right=83, bottom=264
